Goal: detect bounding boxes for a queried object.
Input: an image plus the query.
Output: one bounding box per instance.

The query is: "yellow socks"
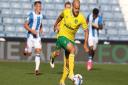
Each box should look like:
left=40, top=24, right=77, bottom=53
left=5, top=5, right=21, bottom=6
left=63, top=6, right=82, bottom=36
left=60, top=57, right=69, bottom=84
left=68, top=53, right=75, bottom=80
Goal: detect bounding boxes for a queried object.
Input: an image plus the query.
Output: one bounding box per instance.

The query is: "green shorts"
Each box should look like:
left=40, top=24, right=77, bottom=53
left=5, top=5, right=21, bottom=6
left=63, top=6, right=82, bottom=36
left=55, top=36, right=75, bottom=50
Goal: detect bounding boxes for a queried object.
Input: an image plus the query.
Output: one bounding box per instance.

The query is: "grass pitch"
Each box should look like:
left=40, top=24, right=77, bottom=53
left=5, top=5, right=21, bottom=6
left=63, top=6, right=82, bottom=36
left=0, top=61, right=128, bottom=85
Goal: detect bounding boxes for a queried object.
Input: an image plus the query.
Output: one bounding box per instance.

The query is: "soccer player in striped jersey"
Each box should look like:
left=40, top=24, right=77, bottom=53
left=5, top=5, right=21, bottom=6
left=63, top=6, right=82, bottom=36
left=86, top=8, right=103, bottom=71
left=24, top=1, right=43, bottom=75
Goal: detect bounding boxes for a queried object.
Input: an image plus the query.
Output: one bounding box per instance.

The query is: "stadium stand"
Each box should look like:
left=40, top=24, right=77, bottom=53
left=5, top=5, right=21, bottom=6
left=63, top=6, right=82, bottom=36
left=0, top=0, right=128, bottom=41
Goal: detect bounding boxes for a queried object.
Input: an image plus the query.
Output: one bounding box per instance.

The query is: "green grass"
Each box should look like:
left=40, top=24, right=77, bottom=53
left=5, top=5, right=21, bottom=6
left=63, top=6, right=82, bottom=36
left=0, top=61, right=128, bottom=85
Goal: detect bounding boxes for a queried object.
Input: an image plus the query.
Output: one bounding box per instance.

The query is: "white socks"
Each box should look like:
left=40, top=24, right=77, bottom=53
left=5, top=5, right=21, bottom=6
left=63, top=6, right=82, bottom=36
left=35, top=54, right=40, bottom=71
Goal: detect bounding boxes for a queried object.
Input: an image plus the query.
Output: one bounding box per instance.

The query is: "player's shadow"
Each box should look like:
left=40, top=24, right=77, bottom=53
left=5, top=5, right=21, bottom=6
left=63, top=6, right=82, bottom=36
left=56, top=71, right=63, bottom=74
left=92, top=67, right=102, bottom=71
left=26, top=72, right=43, bottom=76
left=50, top=70, right=63, bottom=75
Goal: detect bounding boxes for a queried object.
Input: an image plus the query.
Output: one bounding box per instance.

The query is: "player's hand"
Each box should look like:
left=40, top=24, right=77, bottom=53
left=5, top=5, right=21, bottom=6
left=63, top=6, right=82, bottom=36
left=54, top=25, right=59, bottom=33
left=92, top=23, right=99, bottom=29
left=31, top=30, right=37, bottom=35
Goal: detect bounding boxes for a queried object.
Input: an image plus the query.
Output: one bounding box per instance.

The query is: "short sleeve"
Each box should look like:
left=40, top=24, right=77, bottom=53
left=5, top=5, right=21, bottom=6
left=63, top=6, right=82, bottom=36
left=60, top=9, right=65, bottom=18
left=25, top=12, right=33, bottom=23
left=98, top=16, right=103, bottom=25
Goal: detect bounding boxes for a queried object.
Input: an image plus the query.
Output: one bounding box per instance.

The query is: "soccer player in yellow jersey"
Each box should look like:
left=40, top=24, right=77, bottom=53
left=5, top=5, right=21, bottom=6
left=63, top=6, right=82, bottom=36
left=52, top=0, right=89, bottom=85
left=50, top=1, right=71, bottom=68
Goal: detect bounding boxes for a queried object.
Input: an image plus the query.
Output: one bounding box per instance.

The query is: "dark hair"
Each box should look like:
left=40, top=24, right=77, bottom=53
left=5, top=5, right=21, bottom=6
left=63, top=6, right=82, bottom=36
left=34, top=1, right=42, bottom=6
left=93, top=8, right=99, bottom=15
left=65, top=1, right=71, bottom=7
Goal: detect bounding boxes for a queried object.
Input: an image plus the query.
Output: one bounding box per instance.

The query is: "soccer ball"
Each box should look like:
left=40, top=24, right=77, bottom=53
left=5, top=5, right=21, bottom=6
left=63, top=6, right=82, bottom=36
left=73, top=74, right=83, bottom=85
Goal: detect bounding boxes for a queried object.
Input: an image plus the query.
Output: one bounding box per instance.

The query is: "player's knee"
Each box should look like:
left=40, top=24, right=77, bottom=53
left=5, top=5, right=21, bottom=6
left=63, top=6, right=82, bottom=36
left=27, top=52, right=32, bottom=56
left=53, top=51, right=60, bottom=57
left=70, top=46, right=76, bottom=54
left=67, top=43, right=76, bottom=54
left=90, top=46, right=93, bottom=50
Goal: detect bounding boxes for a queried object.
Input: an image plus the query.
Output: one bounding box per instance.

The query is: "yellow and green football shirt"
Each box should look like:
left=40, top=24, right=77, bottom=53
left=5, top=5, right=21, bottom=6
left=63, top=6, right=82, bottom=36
left=56, top=19, right=64, bottom=38
left=58, top=9, right=88, bottom=41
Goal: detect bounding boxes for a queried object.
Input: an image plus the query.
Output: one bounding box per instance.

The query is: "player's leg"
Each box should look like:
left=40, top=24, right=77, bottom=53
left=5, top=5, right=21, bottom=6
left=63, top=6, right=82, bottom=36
left=87, top=37, right=98, bottom=71
left=87, top=38, right=94, bottom=71
left=23, top=41, right=32, bottom=56
left=34, top=39, right=42, bottom=75
left=60, top=51, right=70, bottom=85
left=50, top=49, right=60, bottom=68
left=66, top=42, right=76, bottom=80
left=50, top=39, right=61, bottom=68
left=26, top=38, right=33, bottom=56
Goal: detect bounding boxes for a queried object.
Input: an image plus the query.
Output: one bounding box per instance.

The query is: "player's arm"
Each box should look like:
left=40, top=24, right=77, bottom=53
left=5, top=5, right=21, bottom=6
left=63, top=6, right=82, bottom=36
left=84, top=29, right=89, bottom=53
left=54, top=11, right=64, bottom=32
left=92, top=16, right=103, bottom=30
left=81, top=16, right=89, bottom=53
left=86, top=14, right=89, bottom=24
left=39, top=23, right=43, bottom=33
left=24, top=15, right=37, bottom=35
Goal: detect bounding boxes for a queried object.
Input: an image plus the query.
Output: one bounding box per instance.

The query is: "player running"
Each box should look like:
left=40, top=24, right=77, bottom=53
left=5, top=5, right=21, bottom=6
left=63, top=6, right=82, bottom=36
left=24, top=1, right=43, bottom=75
left=52, top=0, right=89, bottom=85
left=50, top=1, right=71, bottom=69
left=86, top=8, right=103, bottom=71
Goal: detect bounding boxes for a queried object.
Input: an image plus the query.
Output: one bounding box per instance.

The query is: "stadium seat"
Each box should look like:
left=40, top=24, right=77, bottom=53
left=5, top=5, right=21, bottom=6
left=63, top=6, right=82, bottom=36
left=6, top=32, right=17, bottom=37
left=0, top=17, right=2, bottom=24
left=100, top=5, right=112, bottom=12
left=99, top=29, right=106, bottom=35
left=16, top=32, right=27, bottom=37
left=107, top=29, right=118, bottom=35
left=12, top=9, right=23, bottom=16
left=87, top=0, right=97, bottom=4
left=55, top=3, right=64, bottom=10
left=1, top=9, right=11, bottom=16
left=105, top=21, right=116, bottom=28
left=112, top=5, right=121, bottom=12
left=99, top=34, right=108, bottom=40
left=45, top=10, right=57, bottom=19
left=5, top=25, right=15, bottom=32
left=108, top=35, right=120, bottom=41
left=15, top=25, right=26, bottom=33
left=116, top=21, right=126, bottom=28
left=118, top=29, right=128, bottom=36
left=0, top=1, right=10, bottom=8
left=54, top=0, right=64, bottom=3
left=14, top=18, right=25, bottom=25
left=98, top=0, right=110, bottom=4
left=113, top=12, right=124, bottom=20
left=44, top=0, right=53, bottom=3
left=44, top=3, right=55, bottom=10
left=81, top=5, right=89, bottom=12
left=0, top=25, right=4, bottom=31
left=11, top=2, right=21, bottom=9
left=43, top=26, right=50, bottom=33
left=3, top=17, right=14, bottom=24
left=22, top=2, right=32, bottom=9
left=119, top=35, right=128, bottom=41
left=103, top=12, right=113, bottom=20
left=80, top=0, right=86, bottom=4
left=88, top=4, right=99, bottom=11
